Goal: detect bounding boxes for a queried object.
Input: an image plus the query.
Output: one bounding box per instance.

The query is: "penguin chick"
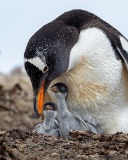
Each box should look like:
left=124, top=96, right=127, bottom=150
left=33, top=102, right=61, bottom=138
left=50, top=82, right=95, bottom=139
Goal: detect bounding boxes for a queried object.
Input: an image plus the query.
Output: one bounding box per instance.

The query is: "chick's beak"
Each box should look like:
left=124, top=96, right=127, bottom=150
left=50, top=86, right=59, bottom=93
left=46, top=105, right=53, bottom=110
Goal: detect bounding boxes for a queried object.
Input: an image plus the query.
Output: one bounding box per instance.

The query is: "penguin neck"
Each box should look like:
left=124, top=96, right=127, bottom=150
left=44, top=111, right=56, bottom=130
left=57, top=98, right=70, bottom=118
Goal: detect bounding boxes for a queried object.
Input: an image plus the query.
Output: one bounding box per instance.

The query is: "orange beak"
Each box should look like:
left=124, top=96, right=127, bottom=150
left=37, top=81, right=45, bottom=115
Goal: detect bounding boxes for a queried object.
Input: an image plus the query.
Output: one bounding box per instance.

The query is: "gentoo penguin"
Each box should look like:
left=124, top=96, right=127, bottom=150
left=50, top=82, right=97, bottom=138
left=24, top=9, right=128, bottom=134
left=33, top=102, right=61, bottom=138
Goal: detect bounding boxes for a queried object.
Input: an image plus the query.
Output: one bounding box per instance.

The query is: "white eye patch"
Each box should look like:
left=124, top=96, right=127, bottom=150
left=25, top=57, right=47, bottom=72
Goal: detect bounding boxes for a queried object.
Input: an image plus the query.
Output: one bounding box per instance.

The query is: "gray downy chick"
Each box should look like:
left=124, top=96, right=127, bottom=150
left=33, top=102, right=61, bottom=138
left=50, top=82, right=95, bottom=139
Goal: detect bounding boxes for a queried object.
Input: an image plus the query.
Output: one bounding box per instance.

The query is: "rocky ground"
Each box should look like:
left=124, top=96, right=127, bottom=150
left=0, top=74, right=128, bottom=160
left=0, top=74, right=39, bottom=131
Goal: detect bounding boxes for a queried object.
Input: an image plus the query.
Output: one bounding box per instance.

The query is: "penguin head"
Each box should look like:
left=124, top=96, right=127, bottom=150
left=50, top=82, right=68, bottom=99
left=24, top=19, right=78, bottom=118
left=43, top=102, right=57, bottom=119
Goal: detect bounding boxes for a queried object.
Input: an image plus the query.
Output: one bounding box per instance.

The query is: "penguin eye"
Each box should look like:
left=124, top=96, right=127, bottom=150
left=43, top=66, right=49, bottom=73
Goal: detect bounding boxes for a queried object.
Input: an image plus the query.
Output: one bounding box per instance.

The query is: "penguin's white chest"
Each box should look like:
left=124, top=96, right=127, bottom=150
left=48, top=28, right=128, bottom=134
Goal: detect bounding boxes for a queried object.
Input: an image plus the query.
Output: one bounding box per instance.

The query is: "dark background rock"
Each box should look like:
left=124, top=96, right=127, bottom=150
left=0, top=74, right=39, bottom=131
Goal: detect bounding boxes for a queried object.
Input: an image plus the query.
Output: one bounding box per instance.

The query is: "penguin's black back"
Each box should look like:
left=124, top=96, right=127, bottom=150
left=55, top=9, right=122, bottom=36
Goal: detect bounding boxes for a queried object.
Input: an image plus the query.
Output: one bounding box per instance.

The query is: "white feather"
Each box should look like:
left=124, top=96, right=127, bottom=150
left=119, top=36, right=128, bottom=70
left=25, top=57, right=47, bottom=71
left=120, top=36, right=128, bottom=52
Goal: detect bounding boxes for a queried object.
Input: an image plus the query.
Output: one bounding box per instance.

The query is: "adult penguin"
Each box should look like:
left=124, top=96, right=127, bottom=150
left=24, top=9, right=128, bottom=134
